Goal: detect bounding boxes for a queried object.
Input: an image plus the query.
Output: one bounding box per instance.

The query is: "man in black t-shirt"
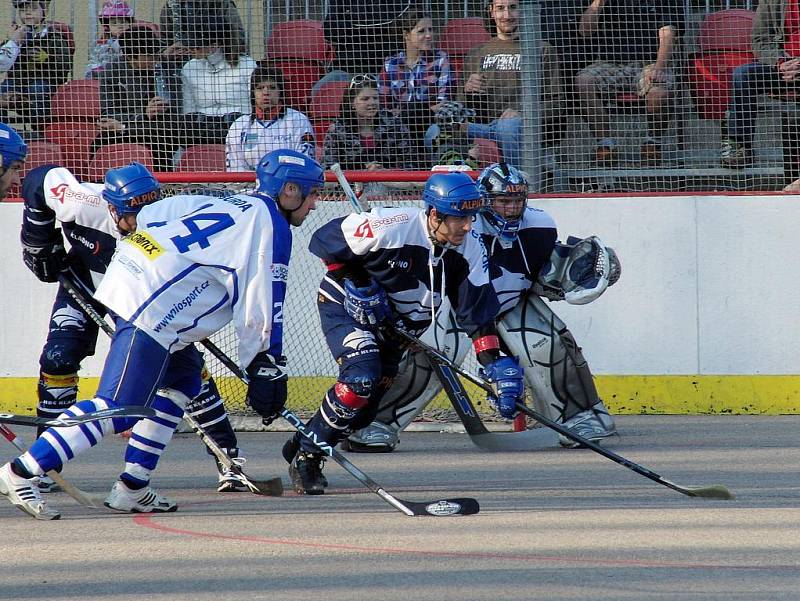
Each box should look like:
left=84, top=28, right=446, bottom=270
left=574, top=0, right=683, bottom=167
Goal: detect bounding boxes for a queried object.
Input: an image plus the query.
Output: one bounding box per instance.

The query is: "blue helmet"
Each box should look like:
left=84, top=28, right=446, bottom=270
left=102, top=162, right=161, bottom=215
left=422, top=172, right=485, bottom=217
left=0, top=123, right=28, bottom=170
left=477, top=162, right=529, bottom=242
left=255, top=149, right=324, bottom=200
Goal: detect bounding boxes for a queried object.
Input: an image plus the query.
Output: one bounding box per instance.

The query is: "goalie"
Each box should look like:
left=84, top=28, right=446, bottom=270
left=345, top=162, right=621, bottom=452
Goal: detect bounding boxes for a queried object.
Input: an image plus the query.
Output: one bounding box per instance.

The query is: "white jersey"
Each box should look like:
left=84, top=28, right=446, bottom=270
left=21, top=165, right=118, bottom=289
left=225, top=108, right=315, bottom=171
left=95, top=191, right=293, bottom=369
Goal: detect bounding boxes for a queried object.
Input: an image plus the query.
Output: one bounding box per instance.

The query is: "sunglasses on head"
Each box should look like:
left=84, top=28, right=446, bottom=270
left=349, top=74, right=377, bottom=90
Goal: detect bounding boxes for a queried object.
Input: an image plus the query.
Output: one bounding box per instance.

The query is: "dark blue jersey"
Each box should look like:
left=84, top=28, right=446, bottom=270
left=309, top=207, right=499, bottom=337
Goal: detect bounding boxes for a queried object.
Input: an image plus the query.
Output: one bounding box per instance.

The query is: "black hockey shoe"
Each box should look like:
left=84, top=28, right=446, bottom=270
left=282, top=436, right=328, bottom=486
left=289, top=451, right=327, bottom=495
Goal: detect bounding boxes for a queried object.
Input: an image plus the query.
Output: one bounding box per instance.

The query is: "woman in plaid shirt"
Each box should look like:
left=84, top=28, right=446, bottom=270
left=378, top=9, right=454, bottom=167
left=323, top=75, right=412, bottom=171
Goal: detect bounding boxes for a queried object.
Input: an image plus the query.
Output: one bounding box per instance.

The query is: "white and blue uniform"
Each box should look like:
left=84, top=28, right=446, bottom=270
left=19, top=190, right=291, bottom=482
left=474, top=206, right=558, bottom=316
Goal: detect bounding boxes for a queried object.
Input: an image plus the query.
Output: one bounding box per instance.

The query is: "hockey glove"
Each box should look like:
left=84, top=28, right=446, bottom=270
left=343, top=278, right=392, bottom=328
left=21, top=228, right=67, bottom=283
left=433, top=101, right=476, bottom=128
left=245, top=352, right=288, bottom=426
left=481, top=356, right=524, bottom=419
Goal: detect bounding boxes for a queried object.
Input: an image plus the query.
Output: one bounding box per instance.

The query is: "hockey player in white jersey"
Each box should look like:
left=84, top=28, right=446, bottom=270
left=282, top=170, right=526, bottom=495
left=19, top=160, right=254, bottom=493
left=0, top=149, right=323, bottom=519
left=347, top=163, right=620, bottom=452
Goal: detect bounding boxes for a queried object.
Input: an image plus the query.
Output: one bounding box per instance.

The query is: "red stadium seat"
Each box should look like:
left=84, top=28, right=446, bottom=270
left=9, top=141, right=65, bottom=197
left=50, top=80, right=101, bottom=120
left=474, top=138, right=501, bottom=167
left=688, top=9, right=756, bottom=120
left=176, top=144, right=226, bottom=172
left=439, top=17, right=490, bottom=78
left=309, top=80, right=348, bottom=153
left=266, top=20, right=335, bottom=62
left=265, top=20, right=336, bottom=110
left=44, top=121, right=98, bottom=180
left=88, top=143, right=155, bottom=181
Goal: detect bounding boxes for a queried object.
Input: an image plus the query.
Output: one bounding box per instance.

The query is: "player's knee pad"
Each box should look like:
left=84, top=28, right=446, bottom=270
left=498, top=295, right=600, bottom=422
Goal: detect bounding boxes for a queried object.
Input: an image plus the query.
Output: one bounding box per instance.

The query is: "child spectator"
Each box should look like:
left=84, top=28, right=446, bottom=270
left=323, top=74, right=412, bottom=171
left=0, top=0, right=72, bottom=130
left=226, top=65, right=315, bottom=171
left=378, top=9, right=453, bottom=167
left=85, top=0, right=135, bottom=79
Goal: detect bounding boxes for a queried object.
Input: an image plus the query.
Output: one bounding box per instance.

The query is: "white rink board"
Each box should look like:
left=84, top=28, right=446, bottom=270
left=0, top=194, right=798, bottom=378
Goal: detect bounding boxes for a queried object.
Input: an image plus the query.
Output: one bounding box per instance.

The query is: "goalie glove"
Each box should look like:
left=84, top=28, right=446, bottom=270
left=245, top=352, right=287, bottom=426
left=534, top=236, right=620, bottom=305
left=480, top=356, right=524, bottom=419
left=21, top=228, right=67, bottom=283
left=343, top=278, right=393, bottom=328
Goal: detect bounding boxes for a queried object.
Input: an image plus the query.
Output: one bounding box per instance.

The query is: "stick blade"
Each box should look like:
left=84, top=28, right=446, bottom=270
left=245, top=477, right=284, bottom=497
left=469, top=428, right=559, bottom=451
left=682, top=484, right=736, bottom=500
left=404, top=497, right=480, bottom=516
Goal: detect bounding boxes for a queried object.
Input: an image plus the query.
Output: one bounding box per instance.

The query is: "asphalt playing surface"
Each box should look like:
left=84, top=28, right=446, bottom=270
left=1, top=415, right=799, bottom=600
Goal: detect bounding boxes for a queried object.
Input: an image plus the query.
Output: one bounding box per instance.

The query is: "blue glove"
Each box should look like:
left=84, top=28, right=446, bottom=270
left=343, top=278, right=392, bottom=327
left=481, top=356, right=524, bottom=419
left=245, top=352, right=287, bottom=426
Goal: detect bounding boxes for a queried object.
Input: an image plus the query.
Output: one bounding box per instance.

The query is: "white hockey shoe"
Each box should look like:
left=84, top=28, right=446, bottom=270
left=105, top=480, right=177, bottom=513
left=0, top=462, right=61, bottom=520
left=558, top=409, right=618, bottom=448
left=342, top=421, right=399, bottom=453
left=36, top=474, right=61, bottom=493
left=216, top=449, right=249, bottom=493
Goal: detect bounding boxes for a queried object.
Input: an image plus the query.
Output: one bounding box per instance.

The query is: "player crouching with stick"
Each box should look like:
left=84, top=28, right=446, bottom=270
left=282, top=171, right=526, bottom=495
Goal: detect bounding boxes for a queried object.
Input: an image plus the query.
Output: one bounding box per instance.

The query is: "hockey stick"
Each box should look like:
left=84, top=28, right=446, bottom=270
left=198, top=336, right=479, bottom=517
left=429, top=360, right=558, bottom=451
left=393, top=328, right=735, bottom=501
left=0, top=406, right=156, bottom=428
left=0, top=423, right=104, bottom=508
left=57, top=274, right=284, bottom=497
left=330, top=164, right=554, bottom=450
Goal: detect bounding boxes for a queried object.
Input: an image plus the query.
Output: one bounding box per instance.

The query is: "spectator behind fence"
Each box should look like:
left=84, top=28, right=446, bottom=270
left=323, top=74, right=411, bottom=171
left=226, top=65, right=316, bottom=171
left=378, top=9, right=453, bottom=168
left=180, top=7, right=256, bottom=145
left=575, top=0, right=683, bottom=167
left=85, top=0, right=135, bottom=79
left=93, top=25, right=181, bottom=171
left=722, top=0, right=800, bottom=170
left=0, top=0, right=72, bottom=130
left=323, top=0, right=412, bottom=81
left=437, top=0, right=561, bottom=167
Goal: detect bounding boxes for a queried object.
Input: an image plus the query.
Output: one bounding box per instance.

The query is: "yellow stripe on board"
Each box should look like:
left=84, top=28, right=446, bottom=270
left=1, top=375, right=799, bottom=415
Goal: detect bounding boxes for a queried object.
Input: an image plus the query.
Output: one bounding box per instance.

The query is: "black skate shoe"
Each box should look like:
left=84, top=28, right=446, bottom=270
left=289, top=451, right=327, bottom=495
left=283, top=436, right=327, bottom=486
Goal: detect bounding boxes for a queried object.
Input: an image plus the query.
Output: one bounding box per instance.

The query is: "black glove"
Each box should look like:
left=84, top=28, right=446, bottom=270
left=21, top=228, right=67, bottom=283
left=245, top=352, right=287, bottom=426
left=433, top=101, right=476, bottom=128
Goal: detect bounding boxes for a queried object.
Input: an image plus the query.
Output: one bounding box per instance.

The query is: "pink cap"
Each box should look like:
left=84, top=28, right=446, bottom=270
left=100, top=0, right=134, bottom=19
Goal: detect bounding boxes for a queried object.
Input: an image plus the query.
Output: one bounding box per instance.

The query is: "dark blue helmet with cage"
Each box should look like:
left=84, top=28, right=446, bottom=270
left=477, top=162, right=529, bottom=242
left=255, top=149, right=324, bottom=200
left=102, top=162, right=161, bottom=215
left=0, top=123, right=28, bottom=172
left=422, top=171, right=485, bottom=218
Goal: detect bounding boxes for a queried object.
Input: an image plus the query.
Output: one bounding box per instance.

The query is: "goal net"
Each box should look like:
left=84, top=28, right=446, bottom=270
left=159, top=171, right=487, bottom=423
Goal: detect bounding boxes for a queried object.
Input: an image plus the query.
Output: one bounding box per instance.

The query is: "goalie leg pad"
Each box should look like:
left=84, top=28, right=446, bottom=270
left=498, top=295, right=601, bottom=423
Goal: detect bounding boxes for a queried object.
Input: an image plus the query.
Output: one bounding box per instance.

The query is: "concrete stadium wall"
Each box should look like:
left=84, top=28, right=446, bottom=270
left=0, top=193, right=798, bottom=415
